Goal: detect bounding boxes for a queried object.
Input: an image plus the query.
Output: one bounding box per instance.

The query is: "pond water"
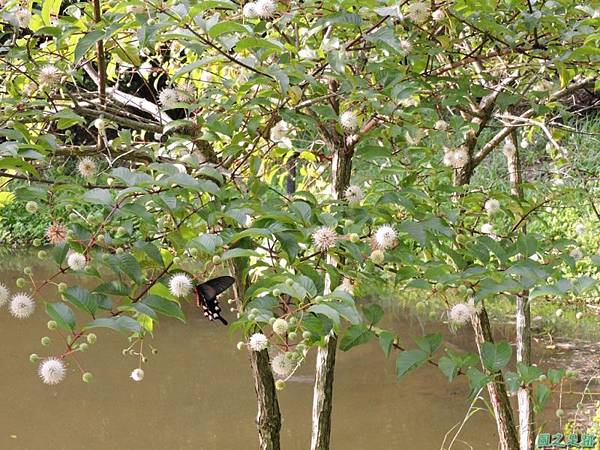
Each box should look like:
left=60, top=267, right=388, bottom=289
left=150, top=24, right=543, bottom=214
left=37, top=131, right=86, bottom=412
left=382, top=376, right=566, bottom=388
left=0, top=256, right=584, bottom=450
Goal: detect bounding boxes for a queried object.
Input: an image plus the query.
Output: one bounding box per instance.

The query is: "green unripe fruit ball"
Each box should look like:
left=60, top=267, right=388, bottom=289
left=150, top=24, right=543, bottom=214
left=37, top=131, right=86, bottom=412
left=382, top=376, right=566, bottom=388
left=285, top=279, right=294, bottom=287
left=314, top=296, right=323, bottom=303
left=41, top=336, right=51, bottom=346
left=58, top=283, right=68, bottom=293
left=296, top=343, right=306, bottom=353
left=302, top=331, right=312, bottom=339
left=555, top=408, right=565, bottom=418
left=275, top=380, right=285, bottom=391
left=190, top=248, right=198, bottom=257
left=173, top=256, right=181, bottom=265
left=69, top=213, right=78, bottom=222
left=32, top=238, right=41, bottom=247
left=456, top=234, right=468, bottom=244
left=457, top=285, right=467, bottom=294
left=236, top=341, right=245, bottom=350
left=288, top=331, right=298, bottom=340
left=23, top=266, right=32, bottom=275
left=86, top=333, right=97, bottom=344
left=466, top=288, right=474, bottom=296
left=116, top=247, right=124, bottom=255
left=47, top=320, right=57, bottom=331
left=268, top=317, right=277, bottom=325
left=538, top=374, right=547, bottom=382
left=370, top=249, right=385, bottom=265
left=247, top=314, right=256, bottom=321
left=288, top=317, right=297, bottom=326
left=273, top=289, right=281, bottom=297
left=429, top=311, right=438, bottom=320
left=29, top=353, right=40, bottom=363
left=16, top=278, right=26, bottom=288
left=212, top=255, right=222, bottom=264
left=82, top=372, right=94, bottom=383
left=117, top=226, right=127, bottom=235
left=102, top=253, right=110, bottom=262
left=348, top=233, right=360, bottom=243
left=79, top=343, right=89, bottom=352
left=576, top=312, right=584, bottom=320
left=37, top=250, right=48, bottom=259
left=555, top=308, right=564, bottom=318
left=25, top=201, right=38, bottom=214
left=66, top=336, right=73, bottom=345
left=250, top=308, right=260, bottom=316
left=416, top=301, right=426, bottom=312
left=97, top=234, right=105, bottom=243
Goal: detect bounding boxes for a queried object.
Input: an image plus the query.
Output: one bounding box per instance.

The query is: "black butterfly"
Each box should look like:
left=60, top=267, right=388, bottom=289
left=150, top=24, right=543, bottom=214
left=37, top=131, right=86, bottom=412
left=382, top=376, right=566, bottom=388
left=194, top=276, right=235, bottom=325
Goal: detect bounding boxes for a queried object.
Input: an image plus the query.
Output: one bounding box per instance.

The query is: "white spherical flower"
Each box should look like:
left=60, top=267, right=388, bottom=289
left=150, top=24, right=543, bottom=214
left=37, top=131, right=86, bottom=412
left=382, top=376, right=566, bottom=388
left=570, top=247, right=584, bottom=261
left=25, top=201, right=38, bottom=214
left=399, top=39, right=413, bottom=54
left=271, top=353, right=294, bottom=377
left=67, top=252, right=87, bottom=271
left=312, top=226, right=338, bottom=251
left=576, top=311, right=584, bottom=320
left=574, top=223, right=586, bottom=236
left=0, top=283, right=9, bottom=307
left=270, top=120, right=290, bottom=143
left=555, top=308, right=563, bottom=318
left=432, top=9, right=445, bottom=21
left=242, top=2, right=258, bottom=18
left=39, top=65, right=61, bottom=87
left=38, top=358, right=66, bottom=385
left=407, top=1, right=430, bottom=24
left=321, top=37, right=340, bottom=52
left=344, top=185, right=364, bottom=204
left=374, top=224, right=397, bottom=249
left=130, top=368, right=144, bottom=382
left=200, top=71, right=213, bottom=83
left=553, top=178, right=565, bottom=187
left=14, top=7, right=32, bottom=28
left=340, top=277, right=354, bottom=294
left=9, top=293, right=35, bottom=319
left=255, top=0, right=277, bottom=18
left=169, top=273, right=193, bottom=298
left=339, top=111, right=359, bottom=131
left=249, top=333, right=269, bottom=351
left=158, top=88, right=179, bottom=109
left=449, top=303, right=473, bottom=325
left=272, top=318, right=289, bottom=336
left=443, top=146, right=469, bottom=169
left=485, top=199, right=501, bottom=215
left=77, top=157, right=97, bottom=178
left=480, top=223, right=495, bottom=235
left=177, top=83, right=196, bottom=102
left=434, top=120, right=449, bottom=131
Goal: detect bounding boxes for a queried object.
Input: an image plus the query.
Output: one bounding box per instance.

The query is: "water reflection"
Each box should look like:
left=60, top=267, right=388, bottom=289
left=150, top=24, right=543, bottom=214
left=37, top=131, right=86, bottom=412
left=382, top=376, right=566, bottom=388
left=0, top=255, right=578, bottom=449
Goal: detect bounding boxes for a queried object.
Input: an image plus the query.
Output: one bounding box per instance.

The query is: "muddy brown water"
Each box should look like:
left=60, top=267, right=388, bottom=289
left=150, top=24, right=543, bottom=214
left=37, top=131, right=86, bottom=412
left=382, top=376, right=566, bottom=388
left=0, top=256, right=584, bottom=450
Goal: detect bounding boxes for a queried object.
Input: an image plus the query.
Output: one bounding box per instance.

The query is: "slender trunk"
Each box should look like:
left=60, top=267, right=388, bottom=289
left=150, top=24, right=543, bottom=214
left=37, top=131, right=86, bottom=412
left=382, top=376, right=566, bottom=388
left=232, top=261, right=281, bottom=450
left=472, top=308, right=520, bottom=450
left=506, top=133, right=534, bottom=450
left=92, top=0, right=106, bottom=151
left=311, top=142, right=353, bottom=450
left=455, top=160, right=520, bottom=450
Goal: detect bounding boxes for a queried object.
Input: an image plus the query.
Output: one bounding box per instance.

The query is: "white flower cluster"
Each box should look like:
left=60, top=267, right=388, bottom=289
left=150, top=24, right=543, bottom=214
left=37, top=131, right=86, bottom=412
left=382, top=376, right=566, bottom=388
left=448, top=300, right=478, bottom=327
left=169, top=273, right=193, bottom=297
left=9, top=293, right=35, bottom=319
left=312, top=226, right=338, bottom=251
left=407, top=2, right=429, bottom=24
left=270, top=120, right=292, bottom=148
left=272, top=318, right=288, bottom=336
left=67, top=252, right=87, bottom=271
left=78, top=157, right=97, bottom=178
left=374, top=224, right=396, bottom=249
left=574, top=223, right=585, bottom=236
left=249, top=333, right=269, bottom=351
left=271, top=352, right=294, bottom=377
left=443, top=146, right=469, bottom=169
left=340, top=111, right=359, bottom=131
left=159, top=88, right=179, bottom=109
left=39, top=65, right=61, bottom=88
left=130, top=368, right=145, bottom=382
left=242, top=0, right=277, bottom=18
left=344, top=185, right=364, bottom=204
left=38, top=358, right=66, bottom=385
left=484, top=199, right=501, bottom=215
left=0, top=283, right=9, bottom=307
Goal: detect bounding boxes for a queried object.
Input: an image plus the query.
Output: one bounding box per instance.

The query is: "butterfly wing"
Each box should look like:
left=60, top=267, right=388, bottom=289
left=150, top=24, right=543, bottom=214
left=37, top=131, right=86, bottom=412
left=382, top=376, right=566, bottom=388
left=195, top=276, right=235, bottom=325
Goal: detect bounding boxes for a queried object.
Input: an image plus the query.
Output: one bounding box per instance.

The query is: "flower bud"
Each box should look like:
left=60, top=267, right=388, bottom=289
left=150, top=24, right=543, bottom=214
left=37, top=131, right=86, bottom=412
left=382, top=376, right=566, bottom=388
left=275, top=380, right=286, bottom=390
left=285, top=279, right=294, bottom=287
left=348, top=233, right=360, bottom=243
left=37, top=250, right=48, bottom=259
left=32, top=238, right=41, bottom=247
left=47, top=320, right=57, bottom=330
left=173, top=256, right=182, bottom=265
left=212, top=255, right=222, bottom=264
left=29, top=353, right=40, bottom=363
left=16, top=278, right=26, bottom=288
left=288, top=331, right=298, bottom=340
left=86, top=333, right=97, bottom=344
left=236, top=341, right=245, bottom=350
left=370, top=249, right=385, bottom=264
left=302, top=331, right=312, bottom=339
left=273, top=289, right=281, bottom=297
left=41, top=336, right=51, bottom=346
left=82, top=372, right=94, bottom=383
left=79, top=343, right=89, bottom=352
left=25, top=201, right=38, bottom=214
left=58, top=283, right=68, bottom=293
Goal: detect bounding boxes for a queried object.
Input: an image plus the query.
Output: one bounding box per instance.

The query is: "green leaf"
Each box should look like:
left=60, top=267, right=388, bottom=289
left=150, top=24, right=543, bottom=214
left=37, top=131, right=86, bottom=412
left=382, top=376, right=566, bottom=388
left=438, top=356, right=458, bottom=381
left=378, top=331, right=395, bottom=358
left=63, top=286, right=100, bottom=315
left=46, top=302, right=76, bottom=331
left=308, top=304, right=340, bottom=326
left=363, top=303, right=384, bottom=325
left=83, top=188, right=112, bottom=205
left=396, top=349, right=428, bottom=380
left=481, top=341, right=512, bottom=372
left=52, top=242, right=69, bottom=265
left=221, top=248, right=260, bottom=260
left=413, top=333, right=443, bottom=355
left=74, top=29, right=105, bottom=63
left=340, top=325, right=374, bottom=351
left=84, top=316, right=142, bottom=334
left=466, top=368, right=492, bottom=396
left=193, top=233, right=223, bottom=254
left=140, top=295, right=185, bottom=322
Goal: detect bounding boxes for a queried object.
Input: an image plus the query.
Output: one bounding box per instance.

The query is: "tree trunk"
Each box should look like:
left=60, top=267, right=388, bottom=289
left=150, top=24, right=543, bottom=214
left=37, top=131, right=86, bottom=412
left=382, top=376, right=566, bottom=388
left=472, top=308, right=521, bottom=450
left=311, top=141, right=353, bottom=450
left=506, top=133, right=534, bottom=450
left=232, top=261, right=281, bottom=450
left=249, top=349, right=282, bottom=450
left=455, top=158, right=520, bottom=450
